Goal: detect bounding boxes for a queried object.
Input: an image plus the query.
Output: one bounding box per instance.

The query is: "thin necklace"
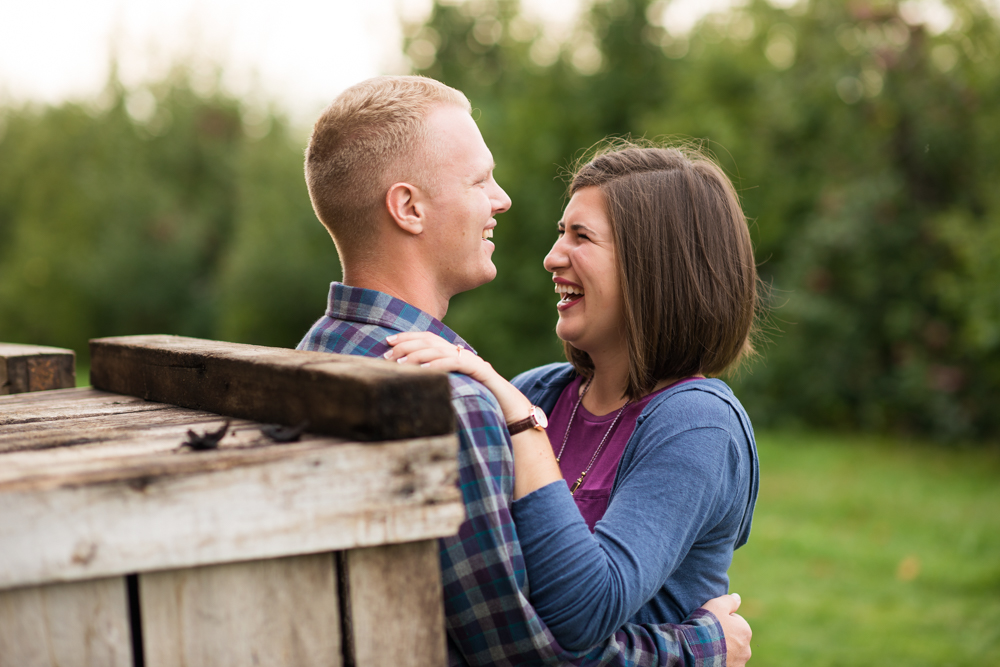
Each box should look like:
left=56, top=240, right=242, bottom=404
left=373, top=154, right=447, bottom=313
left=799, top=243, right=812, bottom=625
left=555, top=377, right=631, bottom=495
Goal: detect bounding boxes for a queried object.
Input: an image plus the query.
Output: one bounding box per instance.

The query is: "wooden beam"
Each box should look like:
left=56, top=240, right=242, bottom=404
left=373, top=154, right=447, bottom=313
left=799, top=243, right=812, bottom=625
left=0, top=343, right=75, bottom=395
left=0, top=576, right=131, bottom=667
left=0, top=390, right=463, bottom=589
left=140, top=554, right=341, bottom=667
left=89, top=335, right=454, bottom=441
left=341, top=541, right=447, bottom=667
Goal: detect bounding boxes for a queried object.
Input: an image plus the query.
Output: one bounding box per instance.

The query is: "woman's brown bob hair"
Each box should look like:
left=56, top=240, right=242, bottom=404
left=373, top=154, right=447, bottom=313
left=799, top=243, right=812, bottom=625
left=564, top=140, right=759, bottom=401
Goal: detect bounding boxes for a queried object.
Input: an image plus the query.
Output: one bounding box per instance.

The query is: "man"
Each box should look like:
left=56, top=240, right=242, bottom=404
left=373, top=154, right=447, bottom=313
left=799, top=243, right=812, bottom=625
left=298, top=75, right=751, bottom=667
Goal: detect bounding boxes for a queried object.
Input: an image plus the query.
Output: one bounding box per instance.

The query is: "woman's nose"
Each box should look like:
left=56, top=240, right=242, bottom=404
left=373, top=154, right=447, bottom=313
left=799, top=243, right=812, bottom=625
left=543, top=237, right=568, bottom=272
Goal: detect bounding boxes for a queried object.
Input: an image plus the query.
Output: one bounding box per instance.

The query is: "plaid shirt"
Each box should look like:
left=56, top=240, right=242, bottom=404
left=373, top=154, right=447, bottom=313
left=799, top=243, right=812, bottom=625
left=298, top=283, right=726, bottom=667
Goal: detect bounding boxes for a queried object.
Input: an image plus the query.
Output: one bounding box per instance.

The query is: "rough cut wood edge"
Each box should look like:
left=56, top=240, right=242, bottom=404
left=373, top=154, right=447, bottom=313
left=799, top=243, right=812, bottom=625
left=343, top=541, right=447, bottom=667
left=89, top=334, right=454, bottom=441
left=140, top=554, right=341, bottom=667
left=0, top=575, right=131, bottom=667
left=0, top=434, right=463, bottom=590
left=0, top=343, right=76, bottom=395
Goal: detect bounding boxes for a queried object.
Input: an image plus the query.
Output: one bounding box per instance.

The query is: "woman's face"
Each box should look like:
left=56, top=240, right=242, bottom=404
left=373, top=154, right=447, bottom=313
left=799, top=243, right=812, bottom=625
left=543, top=186, right=625, bottom=358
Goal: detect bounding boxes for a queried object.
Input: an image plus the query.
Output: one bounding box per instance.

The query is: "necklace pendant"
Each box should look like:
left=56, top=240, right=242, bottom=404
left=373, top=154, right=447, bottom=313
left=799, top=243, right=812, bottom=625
left=570, top=477, right=583, bottom=494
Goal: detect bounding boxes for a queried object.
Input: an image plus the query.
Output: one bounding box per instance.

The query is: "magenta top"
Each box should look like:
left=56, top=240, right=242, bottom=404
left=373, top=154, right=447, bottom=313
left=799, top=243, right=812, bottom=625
left=545, top=375, right=699, bottom=531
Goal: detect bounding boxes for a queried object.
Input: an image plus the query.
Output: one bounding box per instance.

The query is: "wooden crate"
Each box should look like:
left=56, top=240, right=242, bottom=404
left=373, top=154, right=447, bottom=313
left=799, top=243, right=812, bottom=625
left=0, top=336, right=464, bottom=667
left=0, top=343, right=75, bottom=395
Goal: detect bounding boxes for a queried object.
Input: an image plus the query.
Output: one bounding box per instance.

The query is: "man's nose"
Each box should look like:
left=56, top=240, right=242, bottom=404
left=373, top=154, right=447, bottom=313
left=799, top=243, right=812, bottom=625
left=492, top=182, right=511, bottom=214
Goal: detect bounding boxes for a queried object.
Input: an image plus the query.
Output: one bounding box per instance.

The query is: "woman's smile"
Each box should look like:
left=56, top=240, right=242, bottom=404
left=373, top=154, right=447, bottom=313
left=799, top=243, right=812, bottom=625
left=544, top=186, right=624, bottom=353
left=555, top=280, right=585, bottom=310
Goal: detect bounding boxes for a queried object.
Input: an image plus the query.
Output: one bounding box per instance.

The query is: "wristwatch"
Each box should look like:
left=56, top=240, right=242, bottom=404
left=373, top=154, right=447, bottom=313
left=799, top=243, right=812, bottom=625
left=506, top=405, right=548, bottom=435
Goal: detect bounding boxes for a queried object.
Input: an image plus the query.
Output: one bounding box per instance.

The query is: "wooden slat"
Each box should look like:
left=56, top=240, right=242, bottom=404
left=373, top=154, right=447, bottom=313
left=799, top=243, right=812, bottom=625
left=0, top=576, right=131, bottom=667
left=0, top=388, right=340, bottom=467
left=89, top=335, right=454, bottom=441
left=0, top=343, right=75, bottom=395
left=0, top=429, right=462, bottom=590
left=140, top=554, right=341, bottom=667
left=341, top=540, right=447, bottom=667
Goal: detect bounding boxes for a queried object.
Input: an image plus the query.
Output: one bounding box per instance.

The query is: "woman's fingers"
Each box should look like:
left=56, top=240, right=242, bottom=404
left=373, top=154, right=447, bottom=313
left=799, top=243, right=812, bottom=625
left=384, top=340, right=459, bottom=362
left=384, top=332, right=459, bottom=361
left=383, top=332, right=492, bottom=382
left=391, top=347, right=459, bottom=366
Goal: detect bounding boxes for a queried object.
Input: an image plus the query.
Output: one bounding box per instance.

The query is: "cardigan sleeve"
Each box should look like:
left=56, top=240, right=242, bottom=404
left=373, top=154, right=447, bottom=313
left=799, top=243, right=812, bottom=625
left=511, top=399, right=744, bottom=651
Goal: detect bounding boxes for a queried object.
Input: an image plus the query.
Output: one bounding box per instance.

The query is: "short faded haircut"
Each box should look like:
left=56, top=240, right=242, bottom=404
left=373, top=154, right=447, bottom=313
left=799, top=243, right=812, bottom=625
left=565, top=140, right=760, bottom=401
left=305, top=76, right=470, bottom=255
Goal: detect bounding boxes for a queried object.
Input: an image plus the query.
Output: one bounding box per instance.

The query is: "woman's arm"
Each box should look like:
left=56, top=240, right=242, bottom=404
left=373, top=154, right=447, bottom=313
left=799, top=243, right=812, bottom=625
left=385, top=332, right=562, bottom=499
left=514, top=417, right=741, bottom=649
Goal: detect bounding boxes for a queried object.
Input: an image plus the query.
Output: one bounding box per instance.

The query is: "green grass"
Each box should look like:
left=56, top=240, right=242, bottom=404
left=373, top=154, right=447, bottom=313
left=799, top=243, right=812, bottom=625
left=76, top=362, right=89, bottom=387
left=729, top=431, right=1000, bottom=666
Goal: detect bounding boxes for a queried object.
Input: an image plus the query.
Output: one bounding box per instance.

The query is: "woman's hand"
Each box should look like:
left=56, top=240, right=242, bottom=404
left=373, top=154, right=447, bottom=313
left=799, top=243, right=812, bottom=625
left=385, top=332, right=533, bottom=423
left=384, top=332, right=495, bottom=384
left=385, top=332, right=562, bottom=499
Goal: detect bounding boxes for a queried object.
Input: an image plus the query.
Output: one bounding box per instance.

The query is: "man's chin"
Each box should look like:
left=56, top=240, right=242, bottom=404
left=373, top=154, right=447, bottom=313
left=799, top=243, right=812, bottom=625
left=477, top=265, right=498, bottom=287
left=450, top=265, right=497, bottom=297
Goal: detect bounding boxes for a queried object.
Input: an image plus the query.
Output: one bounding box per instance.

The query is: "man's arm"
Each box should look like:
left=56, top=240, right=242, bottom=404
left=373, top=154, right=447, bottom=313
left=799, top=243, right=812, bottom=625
left=444, top=385, right=744, bottom=667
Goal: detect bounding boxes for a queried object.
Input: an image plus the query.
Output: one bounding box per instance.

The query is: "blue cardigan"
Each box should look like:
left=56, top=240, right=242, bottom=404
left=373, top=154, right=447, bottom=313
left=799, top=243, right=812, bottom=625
left=510, top=363, right=759, bottom=651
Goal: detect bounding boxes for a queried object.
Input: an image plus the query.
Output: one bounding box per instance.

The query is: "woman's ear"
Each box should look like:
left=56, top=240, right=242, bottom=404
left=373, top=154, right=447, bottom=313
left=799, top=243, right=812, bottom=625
left=386, top=182, right=425, bottom=236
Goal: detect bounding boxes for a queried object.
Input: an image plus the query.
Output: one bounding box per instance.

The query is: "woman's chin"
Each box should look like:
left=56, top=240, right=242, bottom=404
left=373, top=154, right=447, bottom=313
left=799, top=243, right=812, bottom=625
left=554, top=324, right=585, bottom=351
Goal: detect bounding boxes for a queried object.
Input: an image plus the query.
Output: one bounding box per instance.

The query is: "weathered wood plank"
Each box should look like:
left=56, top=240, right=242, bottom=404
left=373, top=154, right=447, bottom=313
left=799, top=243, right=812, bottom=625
left=140, top=554, right=341, bottom=667
left=0, top=433, right=462, bottom=590
left=0, top=343, right=75, bottom=395
left=341, top=540, right=447, bottom=667
left=0, top=576, right=131, bottom=667
left=89, top=335, right=454, bottom=441
left=0, top=388, right=342, bottom=464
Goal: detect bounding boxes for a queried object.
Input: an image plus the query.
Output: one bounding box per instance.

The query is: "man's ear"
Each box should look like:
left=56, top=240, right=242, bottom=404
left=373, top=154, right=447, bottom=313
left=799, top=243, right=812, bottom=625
left=386, top=182, right=425, bottom=236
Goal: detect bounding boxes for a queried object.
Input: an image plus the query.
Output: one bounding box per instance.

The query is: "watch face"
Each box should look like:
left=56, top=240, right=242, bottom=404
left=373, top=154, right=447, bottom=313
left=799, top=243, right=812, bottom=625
left=533, top=406, right=548, bottom=429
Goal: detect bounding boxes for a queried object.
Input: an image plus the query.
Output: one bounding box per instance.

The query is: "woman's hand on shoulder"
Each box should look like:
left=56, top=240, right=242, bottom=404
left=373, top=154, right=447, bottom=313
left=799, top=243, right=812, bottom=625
left=385, top=332, right=536, bottom=430
left=384, top=332, right=495, bottom=383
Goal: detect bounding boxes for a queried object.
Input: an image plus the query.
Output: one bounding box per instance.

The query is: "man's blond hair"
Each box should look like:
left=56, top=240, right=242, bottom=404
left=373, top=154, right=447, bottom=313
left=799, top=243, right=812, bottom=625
left=305, top=75, right=471, bottom=256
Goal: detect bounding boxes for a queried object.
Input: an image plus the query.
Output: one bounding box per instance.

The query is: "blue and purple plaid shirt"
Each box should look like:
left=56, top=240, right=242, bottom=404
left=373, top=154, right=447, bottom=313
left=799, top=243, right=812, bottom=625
left=298, top=283, right=726, bottom=667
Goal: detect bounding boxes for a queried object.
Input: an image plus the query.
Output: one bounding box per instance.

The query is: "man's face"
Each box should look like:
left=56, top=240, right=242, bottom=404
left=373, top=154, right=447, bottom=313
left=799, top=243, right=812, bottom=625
left=418, top=105, right=511, bottom=297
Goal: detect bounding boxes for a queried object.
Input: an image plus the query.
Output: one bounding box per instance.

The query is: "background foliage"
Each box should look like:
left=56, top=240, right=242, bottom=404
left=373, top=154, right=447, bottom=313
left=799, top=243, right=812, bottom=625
left=1, top=0, right=999, bottom=440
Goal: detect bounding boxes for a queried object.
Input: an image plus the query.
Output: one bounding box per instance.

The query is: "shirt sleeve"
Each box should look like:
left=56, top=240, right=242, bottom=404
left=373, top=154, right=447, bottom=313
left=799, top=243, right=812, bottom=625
left=442, top=381, right=728, bottom=667
left=510, top=418, right=739, bottom=651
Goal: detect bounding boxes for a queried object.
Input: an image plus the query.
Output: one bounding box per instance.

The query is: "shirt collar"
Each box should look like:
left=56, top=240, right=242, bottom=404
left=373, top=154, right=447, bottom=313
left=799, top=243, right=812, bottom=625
left=325, top=282, right=476, bottom=353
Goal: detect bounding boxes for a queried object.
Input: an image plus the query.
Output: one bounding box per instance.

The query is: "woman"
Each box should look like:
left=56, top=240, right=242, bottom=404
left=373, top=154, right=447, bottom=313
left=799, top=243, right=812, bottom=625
left=387, top=142, right=760, bottom=651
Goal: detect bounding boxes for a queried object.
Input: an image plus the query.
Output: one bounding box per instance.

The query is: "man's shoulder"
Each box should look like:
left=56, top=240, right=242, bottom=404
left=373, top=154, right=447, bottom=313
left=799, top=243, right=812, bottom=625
left=447, top=372, right=502, bottom=410
left=297, top=315, right=394, bottom=357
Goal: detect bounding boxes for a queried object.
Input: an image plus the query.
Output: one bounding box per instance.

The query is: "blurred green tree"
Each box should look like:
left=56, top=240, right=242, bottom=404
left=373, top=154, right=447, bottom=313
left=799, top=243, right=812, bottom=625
left=0, top=66, right=337, bottom=361
left=408, top=0, right=1000, bottom=440
left=0, top=0, right=997, bottom=440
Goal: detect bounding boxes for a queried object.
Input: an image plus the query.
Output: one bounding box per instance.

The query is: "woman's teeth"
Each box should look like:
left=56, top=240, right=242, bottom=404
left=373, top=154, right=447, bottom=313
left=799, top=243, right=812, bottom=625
left=555, top=284, right=584, bottom=301
left=482, top=229, right=494, bottom=240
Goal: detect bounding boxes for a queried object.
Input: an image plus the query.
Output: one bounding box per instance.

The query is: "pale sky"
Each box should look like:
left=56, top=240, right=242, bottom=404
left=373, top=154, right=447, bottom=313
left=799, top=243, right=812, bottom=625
left=0, top=0, right=583, bottom=122
left=0, top=0, right=978, bottom=123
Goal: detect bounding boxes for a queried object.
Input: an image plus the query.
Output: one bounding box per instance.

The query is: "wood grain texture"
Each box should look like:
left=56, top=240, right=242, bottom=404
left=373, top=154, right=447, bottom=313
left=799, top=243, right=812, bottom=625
left=0, top=387, right=347, bottom=466
left=0, top=343, right=75, bottom=395
left=89, top=335, right=454, bottom=441
left=140, top=554, right=341, bottom=667
left=0, top=421, right=462, bottom=589
left=0, top=576, right=131, bottom=667
left=342, top=541, right=447, bottom=667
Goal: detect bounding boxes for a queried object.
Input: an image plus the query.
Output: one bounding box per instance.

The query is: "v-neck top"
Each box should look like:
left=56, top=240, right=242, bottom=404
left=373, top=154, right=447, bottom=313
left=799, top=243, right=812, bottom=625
left=546, top=375, right=699, bottom=531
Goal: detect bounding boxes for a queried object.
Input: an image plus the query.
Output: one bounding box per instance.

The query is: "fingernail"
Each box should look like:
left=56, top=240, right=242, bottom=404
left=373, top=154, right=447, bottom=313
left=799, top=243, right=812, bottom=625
left=421, top=362, right=430, bottom=368
left=383, top=350, right=393, bottom=359
left=386, top=334, right=397, bottom=343
left=397, top=357, right=407, bottom=364
left=731, top=593, right=741, bottom=603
